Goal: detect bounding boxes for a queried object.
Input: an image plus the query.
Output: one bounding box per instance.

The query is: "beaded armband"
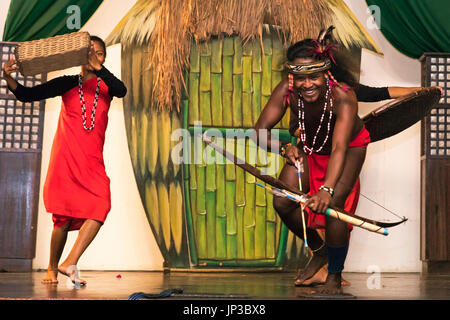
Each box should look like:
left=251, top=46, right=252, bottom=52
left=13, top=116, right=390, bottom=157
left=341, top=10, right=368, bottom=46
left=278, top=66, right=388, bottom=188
left=319, top=185, right=334, bottom=197
left=279, top=143, right=292, bottom=158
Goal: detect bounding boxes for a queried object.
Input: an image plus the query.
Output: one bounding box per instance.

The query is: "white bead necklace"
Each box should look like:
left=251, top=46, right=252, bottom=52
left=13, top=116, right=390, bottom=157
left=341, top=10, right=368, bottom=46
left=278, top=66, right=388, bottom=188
left=78, top=75, right=101, bottom=131
left=298, top=83, right=334, bottom=155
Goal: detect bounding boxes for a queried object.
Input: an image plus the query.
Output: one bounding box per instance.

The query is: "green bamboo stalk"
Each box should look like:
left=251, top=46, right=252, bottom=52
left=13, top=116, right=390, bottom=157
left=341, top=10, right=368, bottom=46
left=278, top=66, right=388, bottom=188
left=216, top=159, right=227, bottom=259
left=235, top=137, right=246, bottom=206
left=246, top=138, right=257, bottom=183
left=232, top=74, right=242, bottom=127
left=255, top=206, right=266, bottom=259
left=242, top=40, right=252, bottom=56
left=275, top=212, right=281, bottom=256
left=271, top=33, right=285, bottom=71
left=262, top=29, right=272, bottom=56
left=271, top=71, right=283, bottom=92
left=206, top=190, right=216, bottom=258
left=200, top=56, right=211, bottom=92
left=233, top=36, right=242, bottom=74
left=211, top=38, right=222, bottom=73
left=216, top=162, right=226, bottom=214
left=200, top=91, right=212, bottom=126
left=266, top=221, right=276, bottom=259
left=252, top=40, right=262, bottom=72
left=190, top=41, right=200, bottom=73
left=190, top=189, right=198, bottom=243
left=205, top=147, right=216, bottom=191
left=222, top=91, right=233, bottom=127
left=235, top=167, right=245, bottom=206
left=261, top=55, right=272, bottom=96
left=257, top=146, right=268, bottom=167
left=266, top=192, right=276, bottom=222
left=243, top=182, right=255, bottom=259
left=225, top=137, right=235, bottom=180
left=225, top=181, right=237, bottom=259
left=252, top=72, right=261, bottom=122
left=200, top=41, right=211, bottom=56
left=216, top=216, right=227, bottom=259
left=242, top=92, right=252, bottom=128
left=189, top=141, right=197, bottom=189
left=227, top=233, right=237, bottom=260
left=223, top=37, right=234, bottom=56
left=242, top=56, right=252, bottom=93
left=233, top=206, right=243, bottom=259
left=196, top=211, right=207, bottom=258
left=182, top=71, right=189, bottom=100
left=211, top=73, right=222, bottom=126
left=196, top=165, right=206, bottom=215
left=188, top=72, right=199, bottom=125
left=255, top=177, right=266, bottom=207
left=222, top=56, right=233, bottom=92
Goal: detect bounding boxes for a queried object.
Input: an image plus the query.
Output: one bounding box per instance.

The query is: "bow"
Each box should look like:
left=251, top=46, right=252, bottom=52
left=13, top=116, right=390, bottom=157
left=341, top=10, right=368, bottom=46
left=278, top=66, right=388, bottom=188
left=202, top=133, right=407, bottom=235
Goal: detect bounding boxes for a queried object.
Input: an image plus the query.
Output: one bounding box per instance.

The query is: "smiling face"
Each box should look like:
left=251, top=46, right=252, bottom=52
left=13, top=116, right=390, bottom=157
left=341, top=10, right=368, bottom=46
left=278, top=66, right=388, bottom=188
left=292, top=58, right=327, bottom=103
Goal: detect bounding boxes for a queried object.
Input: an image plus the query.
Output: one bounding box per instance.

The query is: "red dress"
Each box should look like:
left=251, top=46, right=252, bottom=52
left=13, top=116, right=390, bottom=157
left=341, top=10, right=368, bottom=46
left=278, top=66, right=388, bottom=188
left=43, top=77, right=112, bottom=231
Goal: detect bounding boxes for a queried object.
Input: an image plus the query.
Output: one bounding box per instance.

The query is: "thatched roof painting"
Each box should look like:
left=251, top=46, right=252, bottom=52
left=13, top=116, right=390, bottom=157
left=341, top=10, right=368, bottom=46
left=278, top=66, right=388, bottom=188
left=106, top=0, right=382, bottom=112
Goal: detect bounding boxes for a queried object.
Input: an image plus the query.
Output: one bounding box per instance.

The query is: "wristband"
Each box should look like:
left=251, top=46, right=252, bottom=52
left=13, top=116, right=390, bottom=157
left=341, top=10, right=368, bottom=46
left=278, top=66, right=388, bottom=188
left=319, top=185, right=334, bottom=197
left=279, top=143, right=291, bottom=157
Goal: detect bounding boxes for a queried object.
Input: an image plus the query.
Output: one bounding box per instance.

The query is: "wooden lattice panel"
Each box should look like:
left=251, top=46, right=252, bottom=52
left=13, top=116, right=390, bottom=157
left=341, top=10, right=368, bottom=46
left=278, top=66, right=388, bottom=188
left=0, top=43, right=46, bottom=152
left=421, top=54, right=450, bottom=157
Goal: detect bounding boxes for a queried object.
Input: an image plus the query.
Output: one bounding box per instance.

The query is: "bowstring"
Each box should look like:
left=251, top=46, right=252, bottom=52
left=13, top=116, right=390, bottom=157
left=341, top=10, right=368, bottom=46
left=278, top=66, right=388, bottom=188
left=359, top=192, right=406, bottom=222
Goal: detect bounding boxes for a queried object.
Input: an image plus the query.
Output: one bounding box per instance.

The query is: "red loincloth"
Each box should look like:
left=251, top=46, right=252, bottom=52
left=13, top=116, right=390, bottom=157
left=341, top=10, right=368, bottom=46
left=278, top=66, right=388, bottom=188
left=44, top=77, right=112, bottom=231
left=305, top=126, right=371, bottom=230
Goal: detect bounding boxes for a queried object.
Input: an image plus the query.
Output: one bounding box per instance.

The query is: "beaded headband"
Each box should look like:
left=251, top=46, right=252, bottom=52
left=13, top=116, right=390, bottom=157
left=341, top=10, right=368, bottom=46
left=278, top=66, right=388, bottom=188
left=285, top=58, right=331, bottom=75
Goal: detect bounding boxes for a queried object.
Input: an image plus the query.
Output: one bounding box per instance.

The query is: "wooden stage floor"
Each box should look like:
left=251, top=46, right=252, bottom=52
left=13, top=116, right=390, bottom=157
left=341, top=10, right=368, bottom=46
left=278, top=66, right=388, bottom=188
left=0, top=271, right=449, bottom=300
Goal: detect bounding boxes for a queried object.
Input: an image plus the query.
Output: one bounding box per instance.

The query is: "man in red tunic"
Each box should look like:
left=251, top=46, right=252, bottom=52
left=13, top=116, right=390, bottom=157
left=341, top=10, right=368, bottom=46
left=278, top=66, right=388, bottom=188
left=2, top=36, right=127, bottom=285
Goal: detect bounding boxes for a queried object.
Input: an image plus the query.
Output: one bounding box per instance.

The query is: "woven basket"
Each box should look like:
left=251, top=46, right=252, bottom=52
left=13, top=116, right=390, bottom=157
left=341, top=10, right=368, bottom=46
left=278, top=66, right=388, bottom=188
left=14, top=31, right=91, bottom=76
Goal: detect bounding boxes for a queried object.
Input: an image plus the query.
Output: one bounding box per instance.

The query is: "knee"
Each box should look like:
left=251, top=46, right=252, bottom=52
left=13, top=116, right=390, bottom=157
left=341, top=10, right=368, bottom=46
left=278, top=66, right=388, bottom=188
left=273, top=196, right=297, bottom=216
left=330, top=185, right=353, bottom=209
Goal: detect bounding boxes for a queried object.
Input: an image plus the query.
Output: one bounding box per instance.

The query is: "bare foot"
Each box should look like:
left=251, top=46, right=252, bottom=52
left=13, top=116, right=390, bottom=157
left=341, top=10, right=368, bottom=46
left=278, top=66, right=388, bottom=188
left=299, top=264, right=328, bottom=286
left=294, top=254, right=327, bottom=286
left=58, top=264, right=87, bottom=286
left=41, top=268, right=59, bottom=284
left=296, top=264, right=351, bottom=287
left=312, top=273, right=343, bottom=295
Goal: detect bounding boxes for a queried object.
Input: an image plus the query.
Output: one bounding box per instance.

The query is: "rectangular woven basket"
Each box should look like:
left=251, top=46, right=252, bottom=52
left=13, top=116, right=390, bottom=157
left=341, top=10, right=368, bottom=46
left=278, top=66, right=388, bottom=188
left=14, top=31, right=91, bottom=76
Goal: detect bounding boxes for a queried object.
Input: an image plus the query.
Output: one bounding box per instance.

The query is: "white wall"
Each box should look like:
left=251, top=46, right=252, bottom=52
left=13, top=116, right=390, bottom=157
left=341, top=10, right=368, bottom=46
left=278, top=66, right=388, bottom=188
left=344, top=0, right=422, bottom=272
left=1, top=1, right=423, bottom=272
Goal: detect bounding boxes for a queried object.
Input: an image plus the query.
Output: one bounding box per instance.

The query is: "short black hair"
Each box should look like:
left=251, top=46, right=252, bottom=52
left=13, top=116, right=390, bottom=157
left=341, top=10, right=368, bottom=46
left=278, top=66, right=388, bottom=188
left=90, top=35, right=106, bottom=56
left=286, top=39, right=317, bottom=61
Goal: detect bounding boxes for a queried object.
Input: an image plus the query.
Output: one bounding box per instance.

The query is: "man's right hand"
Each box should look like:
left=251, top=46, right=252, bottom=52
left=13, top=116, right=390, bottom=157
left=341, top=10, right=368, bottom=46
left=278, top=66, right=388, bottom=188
left=285, top=144, right=302, bottom=169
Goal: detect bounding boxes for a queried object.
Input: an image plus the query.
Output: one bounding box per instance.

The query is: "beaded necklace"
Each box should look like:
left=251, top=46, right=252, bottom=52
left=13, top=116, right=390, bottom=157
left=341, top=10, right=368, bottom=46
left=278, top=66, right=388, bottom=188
left=298, top=82, right=333, bottom=155
left=78, top=75, right=101, bottom=131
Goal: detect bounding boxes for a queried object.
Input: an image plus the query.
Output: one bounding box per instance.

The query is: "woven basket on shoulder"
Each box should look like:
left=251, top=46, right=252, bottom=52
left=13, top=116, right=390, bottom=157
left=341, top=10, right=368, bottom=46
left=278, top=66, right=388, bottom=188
left=14, top=31, right=91, bottom=76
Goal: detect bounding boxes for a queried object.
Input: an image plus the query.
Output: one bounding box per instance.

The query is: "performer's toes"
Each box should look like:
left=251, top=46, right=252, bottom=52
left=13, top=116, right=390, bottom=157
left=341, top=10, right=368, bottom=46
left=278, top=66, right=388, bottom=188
left=41, top=269, right=59, bottom=284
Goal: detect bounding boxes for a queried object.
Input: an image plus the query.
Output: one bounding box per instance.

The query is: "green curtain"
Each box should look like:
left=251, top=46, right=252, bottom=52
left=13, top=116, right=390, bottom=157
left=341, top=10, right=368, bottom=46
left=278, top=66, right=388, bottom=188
left=366, top=0, right=450, bottom=59
left=2, top=0, right=103, bottom=41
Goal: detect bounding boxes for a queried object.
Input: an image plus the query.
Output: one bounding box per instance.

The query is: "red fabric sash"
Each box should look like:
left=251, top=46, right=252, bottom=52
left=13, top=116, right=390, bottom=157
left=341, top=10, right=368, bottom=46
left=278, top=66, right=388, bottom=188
left=305, top=126, right=370, bottom=230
